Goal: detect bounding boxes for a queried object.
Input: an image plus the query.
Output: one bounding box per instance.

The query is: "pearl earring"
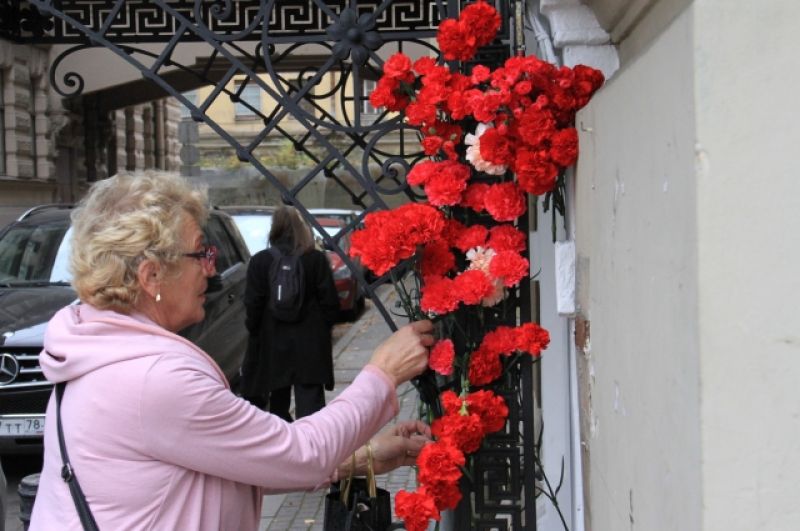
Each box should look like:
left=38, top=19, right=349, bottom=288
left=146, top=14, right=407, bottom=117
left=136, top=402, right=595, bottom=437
left=156, top=292, right=161, bottom=303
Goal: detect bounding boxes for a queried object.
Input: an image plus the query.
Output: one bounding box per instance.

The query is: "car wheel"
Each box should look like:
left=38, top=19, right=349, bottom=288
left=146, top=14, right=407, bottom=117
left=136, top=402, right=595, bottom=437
left=340, top=295, right=365, bottom=322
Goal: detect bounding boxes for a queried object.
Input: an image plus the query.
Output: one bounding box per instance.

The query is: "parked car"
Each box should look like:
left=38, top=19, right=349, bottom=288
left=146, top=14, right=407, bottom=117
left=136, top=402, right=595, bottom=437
left=216, top=205, right=275, bottom=256
left=0, top=205, right=251, bottom=454
left=313, top=216, right=365, bottom=321
left=224, top=206, right=365, bottom=321
left=308, top=208, right=363, bottom=230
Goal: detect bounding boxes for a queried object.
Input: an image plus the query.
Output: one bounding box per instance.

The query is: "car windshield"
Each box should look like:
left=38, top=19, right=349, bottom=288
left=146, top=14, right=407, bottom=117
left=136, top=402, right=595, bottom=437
left=231, top=214, right=272, bottom=255
left=0, top=222, right=73, bottom=286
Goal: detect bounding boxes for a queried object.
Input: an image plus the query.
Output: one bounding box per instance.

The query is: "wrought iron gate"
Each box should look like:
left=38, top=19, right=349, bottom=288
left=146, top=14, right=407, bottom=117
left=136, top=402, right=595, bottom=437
left=1, top=1, right=540, bottom=528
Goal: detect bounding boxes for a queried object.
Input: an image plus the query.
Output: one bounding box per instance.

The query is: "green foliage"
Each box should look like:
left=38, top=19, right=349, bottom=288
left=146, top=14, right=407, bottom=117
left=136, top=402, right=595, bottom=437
left=258, top=139, right=315, bottom=170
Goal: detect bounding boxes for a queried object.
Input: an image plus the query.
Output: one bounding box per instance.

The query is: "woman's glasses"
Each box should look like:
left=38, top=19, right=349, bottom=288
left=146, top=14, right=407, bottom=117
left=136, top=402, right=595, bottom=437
left=183, top=245, right=218, bottom=271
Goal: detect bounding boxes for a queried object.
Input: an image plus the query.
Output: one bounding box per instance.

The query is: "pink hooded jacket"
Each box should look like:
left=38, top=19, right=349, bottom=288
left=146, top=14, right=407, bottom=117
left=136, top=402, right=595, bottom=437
left=29, top=304, right=398, bottom=530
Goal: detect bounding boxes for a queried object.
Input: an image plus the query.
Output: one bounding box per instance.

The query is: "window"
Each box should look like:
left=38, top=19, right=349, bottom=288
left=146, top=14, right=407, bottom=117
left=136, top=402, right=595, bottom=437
left=361, top=79, right=378, bottom=115
left=234, top=83, right=260, bottom=119
left=0, top=70, right=5, bottom=175
left=0, top=222, right=71, bottom=283
left=180, top=89, right=197, bottom=119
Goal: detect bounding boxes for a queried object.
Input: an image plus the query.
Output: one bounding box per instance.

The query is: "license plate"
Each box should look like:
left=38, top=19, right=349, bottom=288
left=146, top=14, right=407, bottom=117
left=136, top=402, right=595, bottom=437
left=0, top=416, right=45, bottom=437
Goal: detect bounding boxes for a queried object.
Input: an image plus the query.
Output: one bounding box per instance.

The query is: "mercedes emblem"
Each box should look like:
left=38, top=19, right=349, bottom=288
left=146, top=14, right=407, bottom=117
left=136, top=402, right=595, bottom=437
left=0, top=352, right=20, bottom=385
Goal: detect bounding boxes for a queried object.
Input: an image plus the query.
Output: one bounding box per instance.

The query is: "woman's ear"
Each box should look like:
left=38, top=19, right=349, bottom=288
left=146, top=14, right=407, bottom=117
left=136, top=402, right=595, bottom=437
left=137, top=259, right=161, bottom=300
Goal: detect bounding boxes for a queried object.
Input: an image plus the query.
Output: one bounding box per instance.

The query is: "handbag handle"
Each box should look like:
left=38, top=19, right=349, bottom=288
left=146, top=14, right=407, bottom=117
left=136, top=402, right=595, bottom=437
left=365, top=441, right=377, bottom=499
left=340, top=440, right=377, bottom=505
left=340, top=451, right=357, bottom=504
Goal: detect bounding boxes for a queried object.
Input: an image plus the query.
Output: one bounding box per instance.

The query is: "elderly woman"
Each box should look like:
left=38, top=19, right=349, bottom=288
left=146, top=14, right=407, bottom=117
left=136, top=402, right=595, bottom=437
left=30, top=172, right=434, bottom=530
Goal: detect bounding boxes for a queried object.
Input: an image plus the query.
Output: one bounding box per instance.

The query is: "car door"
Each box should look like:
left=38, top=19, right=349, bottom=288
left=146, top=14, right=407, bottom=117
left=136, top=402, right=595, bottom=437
left=180, top=214, right=248, bottom=387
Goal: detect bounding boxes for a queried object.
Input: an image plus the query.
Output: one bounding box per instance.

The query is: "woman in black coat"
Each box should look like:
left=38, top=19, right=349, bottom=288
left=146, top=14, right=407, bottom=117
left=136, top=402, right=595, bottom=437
left=241, top=205, right=340, bottom=421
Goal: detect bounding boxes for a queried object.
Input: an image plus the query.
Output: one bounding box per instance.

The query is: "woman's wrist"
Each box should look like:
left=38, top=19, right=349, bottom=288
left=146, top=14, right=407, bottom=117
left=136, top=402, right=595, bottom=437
left=337, top=444, right=367, bottom=479
left=364, top=362, right=398, bottom=388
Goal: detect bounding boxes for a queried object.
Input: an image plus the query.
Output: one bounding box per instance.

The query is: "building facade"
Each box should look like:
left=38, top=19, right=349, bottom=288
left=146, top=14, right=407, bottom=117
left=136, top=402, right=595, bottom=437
left=0, top=42, right=181, bottom=227
left=537, top=1, right=800, bottom=530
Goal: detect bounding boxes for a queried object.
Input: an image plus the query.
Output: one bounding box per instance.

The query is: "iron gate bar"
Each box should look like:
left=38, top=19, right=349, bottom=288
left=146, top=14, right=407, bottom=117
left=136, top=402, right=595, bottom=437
left=17, top=0, right=539, bottom=528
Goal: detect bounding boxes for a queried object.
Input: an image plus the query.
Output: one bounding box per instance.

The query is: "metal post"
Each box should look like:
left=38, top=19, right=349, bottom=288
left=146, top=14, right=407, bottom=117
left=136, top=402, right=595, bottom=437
left=17, top=473, right=40, bottom=531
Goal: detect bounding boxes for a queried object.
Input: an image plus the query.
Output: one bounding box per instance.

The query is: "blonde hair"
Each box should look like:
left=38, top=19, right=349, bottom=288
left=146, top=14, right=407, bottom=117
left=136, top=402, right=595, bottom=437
left=268, top=205, right=314, bottom=254
left=70, top=171, right=208, bottom=313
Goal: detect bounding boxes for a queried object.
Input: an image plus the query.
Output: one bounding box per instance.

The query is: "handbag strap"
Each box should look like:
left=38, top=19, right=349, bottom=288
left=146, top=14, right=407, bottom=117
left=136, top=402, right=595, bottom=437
left=55, top=382, right=100, bottom=531
left=340, top=451, right=356, bottom=503
left=365, top=441, right=377, bottom=499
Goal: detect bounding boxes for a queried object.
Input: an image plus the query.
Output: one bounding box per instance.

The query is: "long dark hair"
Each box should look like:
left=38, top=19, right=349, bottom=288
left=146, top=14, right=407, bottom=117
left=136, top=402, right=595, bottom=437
left=268, top=205, right=314, bottom=255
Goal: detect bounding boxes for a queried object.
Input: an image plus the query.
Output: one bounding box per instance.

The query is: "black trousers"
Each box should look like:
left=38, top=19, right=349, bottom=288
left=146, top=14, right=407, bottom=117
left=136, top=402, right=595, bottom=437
left=269, top=384, right=326, bottom=422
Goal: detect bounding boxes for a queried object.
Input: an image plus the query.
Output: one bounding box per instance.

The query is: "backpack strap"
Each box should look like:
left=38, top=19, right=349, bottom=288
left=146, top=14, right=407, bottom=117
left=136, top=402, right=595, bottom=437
left=55, top=382, right=101, bottom=531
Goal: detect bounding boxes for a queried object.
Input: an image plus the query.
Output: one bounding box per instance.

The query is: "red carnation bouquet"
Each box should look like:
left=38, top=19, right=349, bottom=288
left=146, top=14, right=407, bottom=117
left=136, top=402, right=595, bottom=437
left=350, top=2, right=603, bottom=529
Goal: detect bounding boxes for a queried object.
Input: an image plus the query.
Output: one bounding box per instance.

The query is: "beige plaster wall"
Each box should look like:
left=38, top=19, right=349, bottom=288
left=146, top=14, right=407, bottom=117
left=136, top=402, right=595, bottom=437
left=573, top=7, right=701, bottom=530
left=694, top=1, right=800, bottom=529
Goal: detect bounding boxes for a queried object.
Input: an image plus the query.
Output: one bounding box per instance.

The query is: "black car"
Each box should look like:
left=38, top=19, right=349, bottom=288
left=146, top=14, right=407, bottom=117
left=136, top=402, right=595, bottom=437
left=0, top=205, right=251, bottom=454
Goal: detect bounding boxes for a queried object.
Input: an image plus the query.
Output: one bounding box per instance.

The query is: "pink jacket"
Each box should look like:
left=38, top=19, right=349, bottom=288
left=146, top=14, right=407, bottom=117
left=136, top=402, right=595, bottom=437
left=30, top=304, right=398, bottom=531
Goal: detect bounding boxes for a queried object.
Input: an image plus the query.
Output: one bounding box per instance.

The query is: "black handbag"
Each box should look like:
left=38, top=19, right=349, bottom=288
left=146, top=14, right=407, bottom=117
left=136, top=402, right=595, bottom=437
left=55, top=382, right=100, bottom=531
left=323, top=443, right=395, bottom=531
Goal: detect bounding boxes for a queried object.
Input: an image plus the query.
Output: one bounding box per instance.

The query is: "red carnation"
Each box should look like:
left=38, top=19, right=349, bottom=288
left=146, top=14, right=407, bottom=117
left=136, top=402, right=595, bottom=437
left=421, top=135, right=444, bottom=156
left=424, top=161, right=471, bottom=206
left=413, top=56, right=437, bottom=76
left=517, top=105, right=557, bottom=148
left=440, top=390, right=464, bottom=416
left=396, top=489, right=440, bottom=531
left=487, top=224, right=526, bottom=253
left=350, top=204, right=444, bottom=276
left=466, top=390, right=509, bottom=433
left=454, top=224, right=489, bottom=252
left=429, top=339, right=456, bottom=376
left=471, top=64, right=491, bottom=84
left=460, top=0, right=502, bottom=47
left=514, top=147, right=558, bottom=195
left=417, top=441, right=465, bottom=485
left=479, top=126, right=515, bottom=166
left=550, top=127, right=579, bottom=167
left=407, top=160, right=438, bottom=186
left=437, top=19, right=478, bottom=62
left=432, top=411, right=485, bottom=454
left=426, top=480, right=463, bottom=512
left=454, top=269, right=494, bottom=306
left=405, top=101, right=438, bottom=126
left=484, top=182, right=527, bottom=222
left=421, top=239, right=456, bottom=277
left=461, top=183, right=489, bottom=213
left=481, top=325, right=518, bottom=356
left=383, top=53, right=414, bottom=81
left=489, top=250, right=529, bottom=287
left=442, top=218, right=467, bottom=247
left=515, top=322, right=550, bottom=356
left=468, top=346, right=503, bottom=386
left=420, top=275, right=460, bottom=315
left=369, top=77, right=409, bottom=112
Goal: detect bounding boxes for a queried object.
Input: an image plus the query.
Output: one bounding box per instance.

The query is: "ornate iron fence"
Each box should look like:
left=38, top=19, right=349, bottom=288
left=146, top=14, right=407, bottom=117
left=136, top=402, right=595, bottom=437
left=1, top=1, right=539, bottom=528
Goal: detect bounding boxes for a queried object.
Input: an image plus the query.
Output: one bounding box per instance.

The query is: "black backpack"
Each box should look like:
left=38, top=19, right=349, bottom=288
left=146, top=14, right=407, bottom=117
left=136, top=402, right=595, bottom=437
left=267, top=246, right=306, bottom=322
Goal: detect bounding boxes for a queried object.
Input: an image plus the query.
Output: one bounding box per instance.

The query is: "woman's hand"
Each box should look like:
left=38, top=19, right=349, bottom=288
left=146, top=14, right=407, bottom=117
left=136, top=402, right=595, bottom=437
left=370, top=420, right=432, bottom=474
left=336, top=420, right=432, bottom=479
left=369, top=320, right=435, bottom=386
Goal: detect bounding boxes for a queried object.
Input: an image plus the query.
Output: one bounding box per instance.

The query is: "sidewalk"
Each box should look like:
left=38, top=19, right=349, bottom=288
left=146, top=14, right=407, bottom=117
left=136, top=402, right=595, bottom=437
left=257, top=285, right=419, bottom=530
